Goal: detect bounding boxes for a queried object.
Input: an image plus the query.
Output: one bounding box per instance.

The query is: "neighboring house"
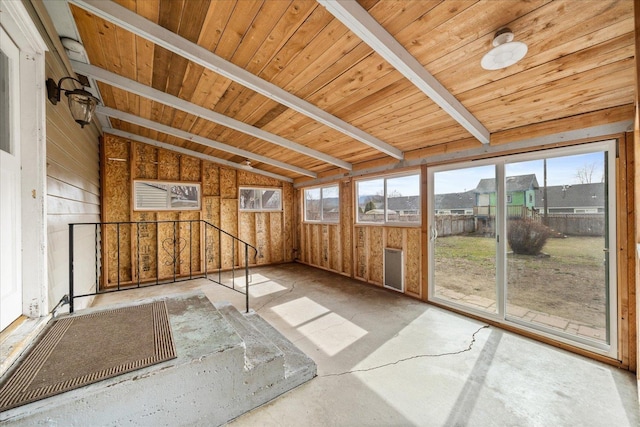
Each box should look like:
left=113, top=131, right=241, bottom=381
left=474, top=174, right=539, bottom=217
left=534, top=183, right=605, bottom=214
left=387, top=195, right=420, bottom=215
left=434, top=190, right=476, bottom=215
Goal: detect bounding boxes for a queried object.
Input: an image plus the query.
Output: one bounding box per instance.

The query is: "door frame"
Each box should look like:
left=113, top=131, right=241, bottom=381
left=0, top=0, right=48, bottom=322
left=427, top=140, right=618, bottom=358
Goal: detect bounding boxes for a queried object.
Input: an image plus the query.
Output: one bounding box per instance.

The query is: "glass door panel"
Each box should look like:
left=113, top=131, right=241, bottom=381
left=431, top=165, right=498, bottom=314
left=505, top=152, right=610, bottom=344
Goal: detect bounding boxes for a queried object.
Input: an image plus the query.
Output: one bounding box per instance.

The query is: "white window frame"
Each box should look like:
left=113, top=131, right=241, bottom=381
left=355, top=171, right=421, bottom=226
left=427, top=140, right=618, bottom=358
left=133, top=180, right=201, bottom=211
left=303, top=184, right=339, bottom=223
left=239, top=187, right=282, bottom=212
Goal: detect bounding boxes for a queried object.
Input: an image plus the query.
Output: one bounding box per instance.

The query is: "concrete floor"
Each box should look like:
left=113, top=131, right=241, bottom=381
left=91, top=263, right=639, bottom=427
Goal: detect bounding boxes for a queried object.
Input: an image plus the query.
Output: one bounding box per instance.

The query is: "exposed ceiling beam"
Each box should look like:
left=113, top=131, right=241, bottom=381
left=318, top=0, right=491, bottom=145
left=69, top=0, right=404, bottom=160
left=102, top=126, right=293, bottom=183
left=97, top=106, right=317, bottom=178
left=71, top=61, right=351, bottom=171
left=293, top=120, right=632, bottom=188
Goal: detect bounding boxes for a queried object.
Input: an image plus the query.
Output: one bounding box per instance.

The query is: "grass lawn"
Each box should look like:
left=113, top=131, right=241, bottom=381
left=434, top=235, right=607, bottom=328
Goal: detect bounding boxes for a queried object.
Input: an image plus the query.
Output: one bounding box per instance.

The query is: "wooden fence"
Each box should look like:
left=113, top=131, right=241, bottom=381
left=436, top=213, right=605, bottom=237
left=435, top=215, right=476, bottom=236
left=542, top=214, right=605, bottom=236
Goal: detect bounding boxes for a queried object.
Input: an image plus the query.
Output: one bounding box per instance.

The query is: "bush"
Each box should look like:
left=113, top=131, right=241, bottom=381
left=507, top=219, right=551, bottom=255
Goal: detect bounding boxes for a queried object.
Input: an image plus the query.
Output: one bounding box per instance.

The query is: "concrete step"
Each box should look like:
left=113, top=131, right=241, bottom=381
left=245, top=312, right=316, bottom=381
left=213, top=302, right=285, bottom=387
left=1, top=292, right=315, bottom=426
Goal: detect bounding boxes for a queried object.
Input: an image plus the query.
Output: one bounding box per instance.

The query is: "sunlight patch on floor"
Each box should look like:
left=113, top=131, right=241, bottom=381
left=271, top=297, right=367, bottom=356
left=249, top=280, right=287, bottom=298
left=298, top=312, right=368, bottom=356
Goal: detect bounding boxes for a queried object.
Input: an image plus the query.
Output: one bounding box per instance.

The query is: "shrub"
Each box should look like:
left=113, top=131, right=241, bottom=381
left=507, top=219, right=551, bottom=255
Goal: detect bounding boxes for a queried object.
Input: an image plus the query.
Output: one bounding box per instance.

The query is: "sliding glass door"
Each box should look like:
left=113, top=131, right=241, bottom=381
left=430, top=165, right=498, bottom=315
left=428, top=141, right=616, bottom=355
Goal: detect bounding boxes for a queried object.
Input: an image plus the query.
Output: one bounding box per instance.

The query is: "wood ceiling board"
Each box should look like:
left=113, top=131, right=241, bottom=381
left=395, top=0, right=547, bottom=65
left=102, top=106, right=316, bottom=177
left=454, top=33, right=635, bottom=109
left=73, top=61, right=351, bottom=169
left=434, top=3, right=634, bottom=99
left=490, top=104, right=635, bottom=146
left=471, top=59, right=635, bottom=132
left=244, top=0, right=319, bottom=76
left=212, top=0, right=263, bottom=60
left=319, top=0, right=489, bottom=144
left=71, top=0, right=404, bottom=160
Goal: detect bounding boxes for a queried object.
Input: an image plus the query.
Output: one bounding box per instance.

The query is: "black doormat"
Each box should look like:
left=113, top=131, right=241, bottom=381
left=0, top=301, right=176, bottom=412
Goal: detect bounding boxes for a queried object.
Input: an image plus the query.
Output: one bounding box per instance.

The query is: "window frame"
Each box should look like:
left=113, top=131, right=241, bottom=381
left=303, top=184, right=340, bottom=223
left=133, top=180, right=201, bottom=211
left=355, top=171, right=422, bottom=226
left=239, top=187, right=283, bottom=212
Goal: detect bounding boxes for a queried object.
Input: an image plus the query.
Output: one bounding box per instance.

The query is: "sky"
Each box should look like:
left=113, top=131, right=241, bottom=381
left=354, top=151, right=606, bottom=199
left=434, top=151, right=606, bottom=194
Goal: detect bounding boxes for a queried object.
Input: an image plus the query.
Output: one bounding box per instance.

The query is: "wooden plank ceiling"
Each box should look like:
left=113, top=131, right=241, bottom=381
left=65, top=0, right=636, bottom=182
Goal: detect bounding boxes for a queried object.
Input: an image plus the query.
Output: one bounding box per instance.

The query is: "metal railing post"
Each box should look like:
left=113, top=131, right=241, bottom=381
left=245, top=244, right=249, bottom=313
left=69, top=224, right=75, bottom=313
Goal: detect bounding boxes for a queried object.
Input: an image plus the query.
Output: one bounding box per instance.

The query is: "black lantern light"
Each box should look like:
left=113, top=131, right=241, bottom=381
left=46, top=76, right=99, bottom=128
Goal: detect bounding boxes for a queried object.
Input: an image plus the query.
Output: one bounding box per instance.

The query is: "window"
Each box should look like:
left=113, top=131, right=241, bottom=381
left=134, top=180, right=201, bottom=211
left=507, top=194, right=513, bottom=203
left=356, top=173, right=420, bottom=224
left=304, top=185, right=339, bottom=223
left=239, top=187, right=282, bottom=211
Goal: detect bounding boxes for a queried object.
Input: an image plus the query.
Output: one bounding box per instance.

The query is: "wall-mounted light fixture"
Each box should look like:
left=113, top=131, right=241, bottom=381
left=46, top=76, right=99, bottom=128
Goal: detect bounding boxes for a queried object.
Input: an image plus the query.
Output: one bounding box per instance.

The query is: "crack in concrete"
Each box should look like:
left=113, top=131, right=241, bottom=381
left=320, top=325, right=490, bottom=377
left=252, top=282, right=296, bottom=313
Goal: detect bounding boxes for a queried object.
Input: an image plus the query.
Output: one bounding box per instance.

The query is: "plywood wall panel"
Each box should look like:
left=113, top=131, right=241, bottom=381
left=131, top=211, right=157, bottom=282
left=386, top=228, right=403, bottom=249
left=283, top=183, right=294, bottom=262
left=101, top=134, right=292, bottom=283
left=340, top=180, right=352, bottom=275
left=255, top=212, right=270, bottom=265
left=103, top=137, right=131, bottom=287
left=202, top=196, right=221, bottom=270
left=179, top=211, right=201, bottom=274
left=157, top=149, right=181, bottom=181
left=369, top=227, right=384, bottom=285
left=220, top=168, right=237, bottom=199
left=132, top=142, right=158, bottom=179
left=239, top=212, right=256, bottom=265
left=311, top=224, right=320, bottom=266
left=321, top=224, right=330, bottom=269
left=355, top=226, right=368, bottom=280
left=270, top=212, right=284, bottom=262
left=180, top=156, right=201, bottom=182
left=157, top=212, right=180, bottom=279
left=238, top=169, right=280, bottom=187
left=221, top=199, right=238, bottom=267
left=405, top=228, right=421, bottom=296
left=202, top=162, right=220, bottom=196
left=329, top=224, right=341, bottom=272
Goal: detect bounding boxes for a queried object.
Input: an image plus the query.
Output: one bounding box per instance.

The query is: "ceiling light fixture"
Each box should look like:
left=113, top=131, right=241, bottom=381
left=46, top=76, right=100, bottom=128
left=239, top=159, right=253, bottom=170
left=481, top=28, right=528, bottom=70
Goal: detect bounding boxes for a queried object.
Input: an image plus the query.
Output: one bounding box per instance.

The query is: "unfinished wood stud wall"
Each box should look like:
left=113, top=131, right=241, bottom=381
left=100, top=134, right=293, bottom=288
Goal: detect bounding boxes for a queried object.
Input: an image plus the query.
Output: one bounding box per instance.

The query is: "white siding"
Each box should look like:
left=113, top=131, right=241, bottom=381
left=45, top=52, right=100, bottom=311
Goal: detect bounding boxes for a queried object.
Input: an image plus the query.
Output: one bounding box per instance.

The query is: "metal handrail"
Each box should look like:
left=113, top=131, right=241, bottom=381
left=68, top=220, right=257, bottom=314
